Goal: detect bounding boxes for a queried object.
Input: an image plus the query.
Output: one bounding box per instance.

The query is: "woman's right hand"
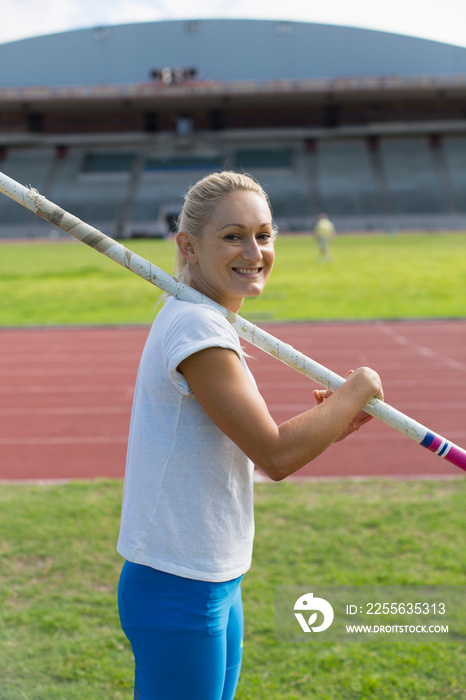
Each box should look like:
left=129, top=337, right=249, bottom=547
left=313, top=367, right=384, bottom=443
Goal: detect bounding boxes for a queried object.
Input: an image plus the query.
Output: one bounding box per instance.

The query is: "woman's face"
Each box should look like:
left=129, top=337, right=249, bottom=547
left=178, top=190, right=275, bottom=312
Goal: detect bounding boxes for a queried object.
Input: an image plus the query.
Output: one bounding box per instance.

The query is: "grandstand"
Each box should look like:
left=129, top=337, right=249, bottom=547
left=1, top=18, right=466, bottom=237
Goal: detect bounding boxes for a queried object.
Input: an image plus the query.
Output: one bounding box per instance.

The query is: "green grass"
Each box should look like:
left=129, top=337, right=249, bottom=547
left=0, top=479, right=464, bottom=699
left=1, top=232, right=465, bottom=326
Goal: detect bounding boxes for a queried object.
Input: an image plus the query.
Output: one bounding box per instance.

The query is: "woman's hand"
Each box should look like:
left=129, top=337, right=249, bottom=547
left=312, top=369, right=384, bottom=443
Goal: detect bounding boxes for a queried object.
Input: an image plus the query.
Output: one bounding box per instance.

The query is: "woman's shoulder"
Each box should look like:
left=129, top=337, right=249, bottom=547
left=157, top=297, right=239, bottom=348
left=160, top=296, right=230, bottom=326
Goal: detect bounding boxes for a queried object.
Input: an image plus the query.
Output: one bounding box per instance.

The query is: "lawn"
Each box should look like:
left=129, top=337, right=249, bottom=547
left=0, top=479, right=464, bottom=699
left=1, top=232, right=465, bottom=326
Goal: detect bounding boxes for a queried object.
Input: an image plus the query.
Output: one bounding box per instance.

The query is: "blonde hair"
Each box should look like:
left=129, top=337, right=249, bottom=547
left=175, top=171, right=275, bottom=284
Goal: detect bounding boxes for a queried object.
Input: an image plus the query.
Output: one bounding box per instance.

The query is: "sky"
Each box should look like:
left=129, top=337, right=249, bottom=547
left=1, top=0, right=466, bottom=49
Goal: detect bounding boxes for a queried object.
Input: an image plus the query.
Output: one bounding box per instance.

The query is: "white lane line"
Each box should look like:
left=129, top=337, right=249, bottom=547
left=0, top=353, right=141, bottom=364
left=0, top=367, right=137, bottom=377
left=0, top=436, right=128, bottom=445
left=0, top=384, right=132, bottom=393
left=0, top=406, right=129, bottom=416
left=377, top=323, right=466, bottom=372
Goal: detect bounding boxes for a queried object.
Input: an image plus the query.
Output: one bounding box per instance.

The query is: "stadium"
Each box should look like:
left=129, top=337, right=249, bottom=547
left=1, top=17, right=466, bottom=237
left=1, top=18, right=465, bottom=699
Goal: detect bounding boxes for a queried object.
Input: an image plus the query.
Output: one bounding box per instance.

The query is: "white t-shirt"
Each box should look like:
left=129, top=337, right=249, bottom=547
left=117, top=297, right=256, bottom=582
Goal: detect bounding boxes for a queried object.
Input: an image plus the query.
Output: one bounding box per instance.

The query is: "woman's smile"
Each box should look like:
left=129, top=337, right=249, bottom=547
left=233, top=267, right=263, bottom=276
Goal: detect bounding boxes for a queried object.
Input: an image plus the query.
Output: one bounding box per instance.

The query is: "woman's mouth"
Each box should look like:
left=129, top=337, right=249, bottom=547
left=233, top=267, right=262, bottom=276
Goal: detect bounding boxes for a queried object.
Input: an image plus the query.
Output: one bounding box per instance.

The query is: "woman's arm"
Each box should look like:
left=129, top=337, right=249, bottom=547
left=179, top=347, right=383, bottom=481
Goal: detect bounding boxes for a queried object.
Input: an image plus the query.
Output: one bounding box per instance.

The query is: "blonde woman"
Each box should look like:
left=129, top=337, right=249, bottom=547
left=117, top=172, right=383, bottom=700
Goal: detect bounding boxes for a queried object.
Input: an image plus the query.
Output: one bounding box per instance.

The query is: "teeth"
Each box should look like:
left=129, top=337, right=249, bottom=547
left=235, top=268, right=260, bottom=274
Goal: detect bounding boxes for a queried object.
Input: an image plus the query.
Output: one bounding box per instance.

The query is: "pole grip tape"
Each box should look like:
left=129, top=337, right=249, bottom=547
left=421, top=431, right=466, bottom=471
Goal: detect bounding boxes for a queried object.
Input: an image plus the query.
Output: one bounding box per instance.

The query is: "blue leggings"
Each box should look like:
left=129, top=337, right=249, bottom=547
left=118, top=561, right=244, bottom=700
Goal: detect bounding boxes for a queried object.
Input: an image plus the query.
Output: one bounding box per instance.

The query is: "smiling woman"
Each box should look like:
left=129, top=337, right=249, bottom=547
left=176, top=185, right=276, bottom=312
left=174, top=170, right=277, bottom=289
left=116, top=171, right=384, bottom=700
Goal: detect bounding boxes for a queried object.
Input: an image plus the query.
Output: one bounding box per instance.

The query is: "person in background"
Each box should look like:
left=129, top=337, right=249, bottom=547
left=314, top=212, right=335, bottom=262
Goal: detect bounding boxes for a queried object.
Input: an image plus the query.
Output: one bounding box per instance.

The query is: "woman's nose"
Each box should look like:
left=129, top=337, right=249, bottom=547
left=242, top=237, right=262, bottom=261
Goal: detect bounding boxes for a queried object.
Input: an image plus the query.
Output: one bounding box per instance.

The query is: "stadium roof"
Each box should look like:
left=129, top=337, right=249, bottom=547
left=1, top=18, right=466, bottom=89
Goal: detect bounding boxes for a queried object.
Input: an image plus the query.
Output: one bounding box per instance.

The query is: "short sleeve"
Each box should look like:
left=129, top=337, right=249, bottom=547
left=163, top=303, right=243, bottom=395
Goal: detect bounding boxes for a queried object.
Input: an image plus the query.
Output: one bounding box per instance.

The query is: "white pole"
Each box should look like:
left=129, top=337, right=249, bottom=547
left=0, top=171, right=465, bottom=472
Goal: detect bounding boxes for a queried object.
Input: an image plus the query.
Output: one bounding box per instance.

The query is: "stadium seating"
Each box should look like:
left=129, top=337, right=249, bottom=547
left=0, top=148, right=55, bottom=229
left=49, top=149, right=132, bottom=235
left=2, top=135, right=466, bottom=237
left=443, top=136, right=466, bottom=211
left=381, top=137, right=444, bottom=214
left=317, top=139, right=380, bottom=216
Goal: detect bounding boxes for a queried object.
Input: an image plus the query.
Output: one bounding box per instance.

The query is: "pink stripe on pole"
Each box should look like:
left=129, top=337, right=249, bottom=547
left=444, top=445, right=466, bottom=472
left=428, top=435, right=443, bottom=453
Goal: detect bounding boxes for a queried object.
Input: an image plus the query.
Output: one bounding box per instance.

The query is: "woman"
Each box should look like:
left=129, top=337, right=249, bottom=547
left=117, top=171, right=383, bottom=700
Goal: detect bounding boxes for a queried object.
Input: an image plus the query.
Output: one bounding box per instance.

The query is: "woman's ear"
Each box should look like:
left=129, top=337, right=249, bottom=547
left=176, top=231, right=198, bottom=263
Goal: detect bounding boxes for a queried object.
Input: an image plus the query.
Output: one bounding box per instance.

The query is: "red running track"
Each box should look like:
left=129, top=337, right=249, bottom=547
left=0, top=320, right=465, bottom=481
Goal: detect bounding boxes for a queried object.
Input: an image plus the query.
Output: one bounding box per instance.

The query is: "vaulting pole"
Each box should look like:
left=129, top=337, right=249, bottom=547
left=0, top=171, right=464, bottom=472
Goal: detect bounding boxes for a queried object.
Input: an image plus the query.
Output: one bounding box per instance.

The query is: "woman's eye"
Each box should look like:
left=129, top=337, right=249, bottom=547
left=224, top=231, right=272, bottom=242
